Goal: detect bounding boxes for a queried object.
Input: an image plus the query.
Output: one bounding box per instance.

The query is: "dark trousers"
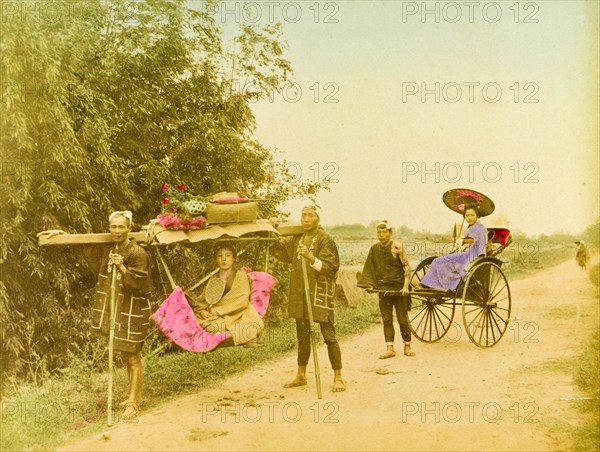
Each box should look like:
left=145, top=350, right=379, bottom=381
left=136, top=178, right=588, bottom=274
left=296, top=319, right=342, bottom=370
left=379, top=295, right=412, bottom=343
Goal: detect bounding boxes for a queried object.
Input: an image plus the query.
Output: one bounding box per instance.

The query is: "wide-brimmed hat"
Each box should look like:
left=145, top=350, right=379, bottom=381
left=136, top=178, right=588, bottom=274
left=442, top=188, right=495, bottom=217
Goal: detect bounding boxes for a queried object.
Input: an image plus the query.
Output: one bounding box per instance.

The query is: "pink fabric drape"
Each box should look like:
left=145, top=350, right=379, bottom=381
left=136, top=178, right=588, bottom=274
left=152, top=271, right=276, bottom=352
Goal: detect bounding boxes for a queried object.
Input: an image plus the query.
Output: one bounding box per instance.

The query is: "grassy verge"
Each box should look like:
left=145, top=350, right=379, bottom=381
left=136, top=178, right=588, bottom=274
left=571, top=264, right=600, bottom=451
left=0, top=300, right=380, bottom=451
left=572, top=330, right=600, bottom=451
left=502, top=244, right=575, bottom=281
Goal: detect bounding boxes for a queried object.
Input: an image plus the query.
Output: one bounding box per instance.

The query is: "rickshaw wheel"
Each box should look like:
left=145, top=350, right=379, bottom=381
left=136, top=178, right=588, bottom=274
left=409, top=257, right=456, bottom=343
left=461, top=261, right=511, bottom=348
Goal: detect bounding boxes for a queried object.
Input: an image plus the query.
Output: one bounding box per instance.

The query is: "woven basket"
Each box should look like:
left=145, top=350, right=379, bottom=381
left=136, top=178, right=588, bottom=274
left=206, top=201, right=258, bottom=224
left=183, top=199, right=206, bottom=216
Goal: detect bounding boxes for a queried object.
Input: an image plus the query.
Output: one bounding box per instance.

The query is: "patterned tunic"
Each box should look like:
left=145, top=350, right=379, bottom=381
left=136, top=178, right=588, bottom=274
left=272, top=228, right=340, bottom=323
left=85, top=239, right=152, bottom=353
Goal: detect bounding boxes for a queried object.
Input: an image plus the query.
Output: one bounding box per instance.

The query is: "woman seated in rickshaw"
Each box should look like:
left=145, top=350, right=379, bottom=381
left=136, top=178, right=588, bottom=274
left=420, top=203, right=488, bottom=291
left=189, top=245, right=263, bottom=346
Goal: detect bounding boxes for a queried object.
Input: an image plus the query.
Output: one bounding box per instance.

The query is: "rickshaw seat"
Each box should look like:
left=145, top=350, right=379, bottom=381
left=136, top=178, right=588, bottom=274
left=486, top=228, right=512, bottom=256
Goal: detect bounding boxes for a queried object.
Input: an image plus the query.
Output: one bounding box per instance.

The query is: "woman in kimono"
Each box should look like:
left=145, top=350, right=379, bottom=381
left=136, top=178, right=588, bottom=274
left=421, top=204, right=488, bottom=291
left=190, top=246, right=263, bottom=345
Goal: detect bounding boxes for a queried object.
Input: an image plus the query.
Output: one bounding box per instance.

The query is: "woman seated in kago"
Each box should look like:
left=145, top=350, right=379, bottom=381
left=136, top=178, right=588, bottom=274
left=190, top=245, right=263, bottom=346
left=421, top=204, right=488, bottom=291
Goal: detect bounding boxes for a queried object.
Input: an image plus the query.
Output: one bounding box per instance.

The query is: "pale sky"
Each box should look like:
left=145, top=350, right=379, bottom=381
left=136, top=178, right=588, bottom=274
left=210, top=0, right=599, bottom=235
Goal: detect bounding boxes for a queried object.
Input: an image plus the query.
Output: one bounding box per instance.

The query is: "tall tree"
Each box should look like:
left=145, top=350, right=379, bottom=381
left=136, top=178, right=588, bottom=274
left=0, top=0, right=323, bottom=384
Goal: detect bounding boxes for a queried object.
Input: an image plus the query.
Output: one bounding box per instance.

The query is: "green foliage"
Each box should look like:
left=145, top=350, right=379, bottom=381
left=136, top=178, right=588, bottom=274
left=326, top=221, right=417, bottom=240
left=581, top=218, right=600, bottom=247
left=589, top=263, right=600, bottom=287
left=573, top=330, right=600, bottom=451
left=327, top=223, right=371, bottom=239
left=0, top=0, right=324, bottom=386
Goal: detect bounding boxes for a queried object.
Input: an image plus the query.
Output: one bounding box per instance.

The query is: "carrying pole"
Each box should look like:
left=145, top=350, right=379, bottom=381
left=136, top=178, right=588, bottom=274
left=301, top=257, right=322, bottom=399
left=264, top=244, right=270, bottom=272
left=107, top=246, right=118, bottom=426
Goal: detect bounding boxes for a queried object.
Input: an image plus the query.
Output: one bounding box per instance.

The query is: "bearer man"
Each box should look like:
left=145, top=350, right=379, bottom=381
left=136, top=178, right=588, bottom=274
left=358, top=220, right=415, bottom=358
left=271, top=205, right=345, bottom=392
left=84, top=211, right=152, bottom=420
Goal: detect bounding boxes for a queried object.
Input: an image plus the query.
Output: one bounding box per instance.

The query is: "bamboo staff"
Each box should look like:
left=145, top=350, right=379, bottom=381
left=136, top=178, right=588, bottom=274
left=107, top=245, right=119, bottom=426
left=301, top=257, right=322, bottom=399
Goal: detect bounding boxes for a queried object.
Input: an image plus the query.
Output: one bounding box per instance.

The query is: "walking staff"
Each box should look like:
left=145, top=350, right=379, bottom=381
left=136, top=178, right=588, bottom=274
left=270, top=205, right=345, bottom=394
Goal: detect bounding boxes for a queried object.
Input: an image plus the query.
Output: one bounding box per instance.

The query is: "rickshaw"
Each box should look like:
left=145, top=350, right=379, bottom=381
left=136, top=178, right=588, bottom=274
left=408, top=189, right=513, bottom=348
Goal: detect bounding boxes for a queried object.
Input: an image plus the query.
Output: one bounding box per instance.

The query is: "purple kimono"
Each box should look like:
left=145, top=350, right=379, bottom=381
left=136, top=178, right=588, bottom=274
left=421, top=221, right=488, bottom=290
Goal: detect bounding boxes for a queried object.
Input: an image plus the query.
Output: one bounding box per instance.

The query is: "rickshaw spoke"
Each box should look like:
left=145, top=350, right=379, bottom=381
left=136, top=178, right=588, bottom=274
left=431, top=308, right=440, bottom=339
left=466, top=306, right=485, bottom=333
left=490, top=280, right=508, bottom=300
left=490, top=306, right=509, bottom=326
left=483, top=312, right=490, bottom=345
left=477, top=308, right=488, bottom=344
left=427, top=308, right=436, bottom=341
left=434, top=303, right=454, bottom=323
left=423, top=308, right=432, bottom=340
left=488, top=311, right=498, bottom=345
left=433, top=309, right=445, bottom=337
left=491, top=295, right=510, bottom=304
left=489, top=309, right=504, bottom=336
left=464, top=305, right=483, bottom=316
left=469, top=278, right=488, bottom=303
left=413, top=306, right=430, bottom=337
left=412, top=303, right=429, bottom=325
left=488, top=267, right=503, bottom=298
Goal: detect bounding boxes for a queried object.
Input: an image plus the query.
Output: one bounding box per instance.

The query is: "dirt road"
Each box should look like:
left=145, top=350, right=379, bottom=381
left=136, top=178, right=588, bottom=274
left=62, top=258, right=598, bottom=451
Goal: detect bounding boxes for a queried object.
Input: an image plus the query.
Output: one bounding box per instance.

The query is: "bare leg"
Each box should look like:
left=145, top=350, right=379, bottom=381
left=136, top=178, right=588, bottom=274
left=119, top=355, right=135, bottom=409
left=284, top=366, right=307, bottom=388
left=121, top=351, right=143, bottom=420
left=379, top=342, right=396, bottom=359
left=332, top=369, right=346, bottom=392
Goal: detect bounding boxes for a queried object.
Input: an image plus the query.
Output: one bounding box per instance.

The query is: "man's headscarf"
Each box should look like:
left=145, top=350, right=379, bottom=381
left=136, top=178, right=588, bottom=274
left=376, top=220, right=393, bottom=231
left=302, top=204, right=321, bottom=219
left=109, top=210, right=133, bottom=225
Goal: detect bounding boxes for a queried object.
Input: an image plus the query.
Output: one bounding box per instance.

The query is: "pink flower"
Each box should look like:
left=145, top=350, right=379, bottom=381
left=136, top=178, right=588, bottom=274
left=177, top=184, right=185, bottom=191
left=162, top=183, right=169, bottom=191
left=162, top=197, right=169, bottom=205
left=171, top=207, right=178, bottom=212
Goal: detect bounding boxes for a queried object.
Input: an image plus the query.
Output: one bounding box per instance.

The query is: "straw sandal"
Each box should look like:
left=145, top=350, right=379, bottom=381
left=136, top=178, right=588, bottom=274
left=121, top=401, right=140, bottom=421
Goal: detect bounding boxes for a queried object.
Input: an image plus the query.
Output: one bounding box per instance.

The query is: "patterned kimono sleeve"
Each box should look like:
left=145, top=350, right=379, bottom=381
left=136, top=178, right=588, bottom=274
left=317, top=234, right=340, bottom=279
left=122, top=246, right=151, bottom=292
left=357, top=247, right=377, bottom=288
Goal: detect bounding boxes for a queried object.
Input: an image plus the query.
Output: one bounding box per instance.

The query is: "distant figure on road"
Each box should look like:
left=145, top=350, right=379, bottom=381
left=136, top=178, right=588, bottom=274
left=575, top=241, right=590, bottom=270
